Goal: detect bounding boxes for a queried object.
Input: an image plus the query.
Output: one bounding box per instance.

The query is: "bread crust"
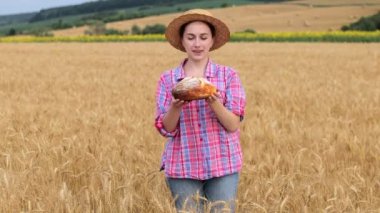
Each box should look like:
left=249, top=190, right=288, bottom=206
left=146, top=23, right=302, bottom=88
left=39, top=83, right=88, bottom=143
left=172, top=77, right=217, bottom=101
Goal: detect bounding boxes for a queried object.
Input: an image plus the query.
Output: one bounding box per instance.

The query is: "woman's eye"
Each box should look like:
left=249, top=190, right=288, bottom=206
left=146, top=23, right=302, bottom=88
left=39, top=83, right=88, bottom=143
left=201, top=36, right=208, bottom=40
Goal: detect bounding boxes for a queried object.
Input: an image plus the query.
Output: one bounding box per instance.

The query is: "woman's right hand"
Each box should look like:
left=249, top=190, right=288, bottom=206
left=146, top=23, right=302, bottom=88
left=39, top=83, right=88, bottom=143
left=163, top=99, right=189, bottom=132
left=171, top=99, right=189, bottom=109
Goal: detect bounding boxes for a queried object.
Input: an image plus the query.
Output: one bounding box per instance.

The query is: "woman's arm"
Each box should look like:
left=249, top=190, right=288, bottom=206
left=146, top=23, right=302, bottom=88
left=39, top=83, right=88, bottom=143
left=206, top=94, right=240, bottom=132
left=162, top=99, right=188, bottom=132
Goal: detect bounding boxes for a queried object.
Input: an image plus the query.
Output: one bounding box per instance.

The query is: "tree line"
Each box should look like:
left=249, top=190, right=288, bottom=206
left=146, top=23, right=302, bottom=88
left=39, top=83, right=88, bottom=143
left=342, top=12, right=380, bottom=31
left=29, top=0, right=200, bottom=22
left=29, top=0, right=293, bottom=22
left=85, top=21, right=166, bottom=35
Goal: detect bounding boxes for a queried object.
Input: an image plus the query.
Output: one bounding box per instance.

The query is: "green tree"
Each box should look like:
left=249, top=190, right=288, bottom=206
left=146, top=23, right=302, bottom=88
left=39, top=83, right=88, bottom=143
left=105, top=28, right=125, bottom=35
left=142, top=24, right=166, bottom=34
left=341, top=12, right=380, bottom=31
left=7, top=28, right=17, bottom=36
left=131, top=24, right=142, bottom=35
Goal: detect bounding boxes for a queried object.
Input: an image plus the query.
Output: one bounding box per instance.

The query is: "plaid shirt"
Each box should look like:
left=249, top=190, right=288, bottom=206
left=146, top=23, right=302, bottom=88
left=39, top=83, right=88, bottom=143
left=155, top=59, right=246, bottom=180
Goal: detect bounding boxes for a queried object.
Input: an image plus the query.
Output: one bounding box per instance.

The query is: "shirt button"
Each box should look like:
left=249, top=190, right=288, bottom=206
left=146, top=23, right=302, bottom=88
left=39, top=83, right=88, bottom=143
left=198, top=123, right=201, bottom=127
left=200, top=138, right=203, bottom=141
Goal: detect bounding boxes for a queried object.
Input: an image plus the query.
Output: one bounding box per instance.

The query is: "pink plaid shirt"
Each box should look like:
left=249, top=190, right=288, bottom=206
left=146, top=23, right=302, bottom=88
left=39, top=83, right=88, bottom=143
left=155, top=59, right=246, bottom=180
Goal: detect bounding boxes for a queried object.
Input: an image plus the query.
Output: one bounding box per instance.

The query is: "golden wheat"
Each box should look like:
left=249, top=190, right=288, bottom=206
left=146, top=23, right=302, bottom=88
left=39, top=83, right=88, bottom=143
left=0, top=42, right=379, bottom=212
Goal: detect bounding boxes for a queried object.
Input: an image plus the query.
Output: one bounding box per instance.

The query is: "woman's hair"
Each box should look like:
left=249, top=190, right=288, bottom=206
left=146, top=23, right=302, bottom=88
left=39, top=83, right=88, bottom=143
left=179, top=21, right=216, bottom=38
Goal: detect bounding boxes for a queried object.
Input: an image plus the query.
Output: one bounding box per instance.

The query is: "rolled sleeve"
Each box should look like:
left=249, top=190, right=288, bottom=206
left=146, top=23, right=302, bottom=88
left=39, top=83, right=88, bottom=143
left=225, top=71, right=246, bottom=121
left=155, top=113, right=178, bottom=137
left=155, top=74, right=178, bottom=137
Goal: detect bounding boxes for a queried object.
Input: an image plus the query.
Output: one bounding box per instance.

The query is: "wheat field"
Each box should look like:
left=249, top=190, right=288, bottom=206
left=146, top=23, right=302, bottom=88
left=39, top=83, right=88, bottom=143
left=0, top=42, right=379, bottom=212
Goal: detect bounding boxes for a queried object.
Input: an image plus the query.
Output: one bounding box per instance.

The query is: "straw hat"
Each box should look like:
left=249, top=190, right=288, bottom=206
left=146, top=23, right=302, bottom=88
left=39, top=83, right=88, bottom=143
left=165, top=9, right=230, bottom=52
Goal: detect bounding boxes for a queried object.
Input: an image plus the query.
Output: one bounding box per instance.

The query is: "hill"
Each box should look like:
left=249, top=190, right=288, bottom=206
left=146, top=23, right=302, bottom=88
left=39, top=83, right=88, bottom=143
left=28, top=0, right=197, bottom=22
left=0, top=12, right=36, bottom=26
left=0, top=0, right=280, bottom=36
left=53, top=0, right=380, bottom=36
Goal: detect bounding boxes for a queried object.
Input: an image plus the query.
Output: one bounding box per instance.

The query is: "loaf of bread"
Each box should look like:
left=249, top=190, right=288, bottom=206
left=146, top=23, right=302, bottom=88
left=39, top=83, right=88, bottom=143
left=172, top=77, right=217, bottom=101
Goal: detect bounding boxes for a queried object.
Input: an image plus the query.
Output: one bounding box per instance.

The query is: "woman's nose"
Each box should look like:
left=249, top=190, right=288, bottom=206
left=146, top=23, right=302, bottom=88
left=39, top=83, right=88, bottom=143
left=194, top=38, right=200, bottom=46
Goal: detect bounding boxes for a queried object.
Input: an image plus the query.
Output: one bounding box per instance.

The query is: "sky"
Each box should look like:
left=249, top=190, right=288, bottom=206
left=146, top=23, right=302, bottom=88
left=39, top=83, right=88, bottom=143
left=0, top=0, right=96, bottom=16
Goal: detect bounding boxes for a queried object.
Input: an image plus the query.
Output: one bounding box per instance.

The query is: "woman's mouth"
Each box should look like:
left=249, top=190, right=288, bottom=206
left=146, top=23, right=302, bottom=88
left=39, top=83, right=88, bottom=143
left=192, top=50, right=203, bottom=54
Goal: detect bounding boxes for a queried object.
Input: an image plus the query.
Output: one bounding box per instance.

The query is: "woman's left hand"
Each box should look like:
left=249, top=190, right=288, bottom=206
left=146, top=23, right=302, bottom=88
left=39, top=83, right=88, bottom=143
left=206, top=92, right=221, bottom=105
left=205, top=92, right=240, bottom=132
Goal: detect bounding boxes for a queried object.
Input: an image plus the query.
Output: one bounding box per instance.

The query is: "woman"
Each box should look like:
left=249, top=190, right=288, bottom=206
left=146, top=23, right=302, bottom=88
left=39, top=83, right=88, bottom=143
left=155, top=9, right=246, bottom=212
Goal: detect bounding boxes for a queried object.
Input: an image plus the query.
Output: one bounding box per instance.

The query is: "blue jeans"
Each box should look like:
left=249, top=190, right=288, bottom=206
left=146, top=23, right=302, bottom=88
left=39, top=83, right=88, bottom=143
left=166, top=173, right=239, bottom=213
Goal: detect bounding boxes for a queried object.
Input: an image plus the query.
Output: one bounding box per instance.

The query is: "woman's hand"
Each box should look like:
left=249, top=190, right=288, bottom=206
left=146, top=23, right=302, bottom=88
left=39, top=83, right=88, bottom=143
left=206, top=92, right=221, bottom=105
left=163, top=98, right=189, bottom=133
left=206, top=92, right=240, bottom=132
left=171, top=99, right=189, bottom=109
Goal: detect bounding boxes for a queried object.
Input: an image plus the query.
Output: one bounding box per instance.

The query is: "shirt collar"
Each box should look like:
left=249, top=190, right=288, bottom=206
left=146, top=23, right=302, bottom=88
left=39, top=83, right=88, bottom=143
left=175, top=58, right=217, bottom=81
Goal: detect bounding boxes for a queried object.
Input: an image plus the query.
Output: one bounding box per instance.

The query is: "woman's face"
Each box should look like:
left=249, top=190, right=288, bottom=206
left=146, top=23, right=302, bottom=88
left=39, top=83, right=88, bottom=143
left=181, top=21, right=214, bottom=61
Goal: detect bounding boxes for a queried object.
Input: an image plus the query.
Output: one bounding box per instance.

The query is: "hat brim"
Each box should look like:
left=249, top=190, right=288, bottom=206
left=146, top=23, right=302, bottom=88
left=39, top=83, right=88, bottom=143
left=165, top=13, right=230, bottom=52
